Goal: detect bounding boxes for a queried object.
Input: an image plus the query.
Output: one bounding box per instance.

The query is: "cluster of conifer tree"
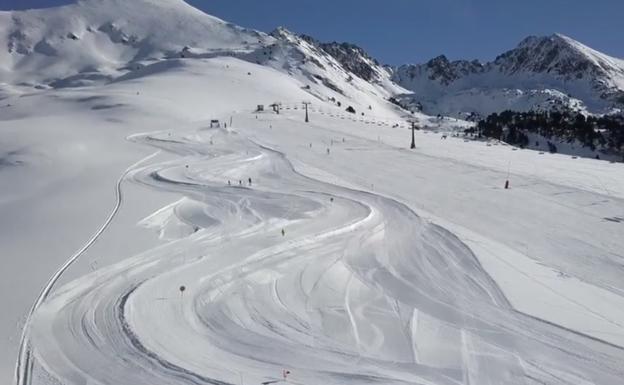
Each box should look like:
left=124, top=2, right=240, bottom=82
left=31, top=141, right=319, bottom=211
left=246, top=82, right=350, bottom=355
left=466, top=110, right=624, bottom=154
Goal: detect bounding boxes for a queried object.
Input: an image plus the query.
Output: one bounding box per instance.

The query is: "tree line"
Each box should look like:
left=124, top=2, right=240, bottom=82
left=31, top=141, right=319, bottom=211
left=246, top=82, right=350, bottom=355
left=465, top=110, right=624, bottom=156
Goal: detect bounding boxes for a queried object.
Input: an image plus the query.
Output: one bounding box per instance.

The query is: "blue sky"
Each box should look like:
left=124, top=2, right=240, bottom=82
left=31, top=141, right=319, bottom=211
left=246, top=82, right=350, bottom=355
left=2, top=0, right=623, bottom=65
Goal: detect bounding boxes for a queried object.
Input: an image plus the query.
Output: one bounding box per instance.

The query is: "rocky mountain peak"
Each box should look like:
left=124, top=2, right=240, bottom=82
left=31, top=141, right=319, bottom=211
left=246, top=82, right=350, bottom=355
left=494, top=33, right=611, bottom=79
left=391, top=33, right=624, bottom=117
left=279, top=32, right=387, bottom=82
left=269, top=26, right=300, bottom=43
left=395, top=55, right=484, bottom=86
left=316, top=41, right=384, bottom=82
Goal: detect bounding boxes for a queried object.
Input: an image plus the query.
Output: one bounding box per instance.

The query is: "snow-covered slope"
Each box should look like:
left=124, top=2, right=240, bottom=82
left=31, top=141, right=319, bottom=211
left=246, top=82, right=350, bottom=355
left=0, top=0, right=409, bottom=119
left=301, top=35, right=389, bottom=83
left=5, top=66, right=623, bottom=385
left=256, top=27, right=407, bottom=115
left=0, top=0, right=272, bottom=87
left=393, top=34, right=624, bottom=117
left=2, top=2, right=624, bottom=385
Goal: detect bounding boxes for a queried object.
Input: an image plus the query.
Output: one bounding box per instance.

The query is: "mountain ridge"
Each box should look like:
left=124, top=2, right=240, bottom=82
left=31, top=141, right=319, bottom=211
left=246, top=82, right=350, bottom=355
left=391, top=33, right=624, bottom=117
left=1, top=0, right=623, bottom=119
left=0, top=1, right=411, bottom=123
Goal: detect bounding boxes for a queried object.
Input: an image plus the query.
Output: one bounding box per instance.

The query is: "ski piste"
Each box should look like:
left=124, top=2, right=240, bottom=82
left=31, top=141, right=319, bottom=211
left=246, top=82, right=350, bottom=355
left=0, top=1, right=623, bottom=385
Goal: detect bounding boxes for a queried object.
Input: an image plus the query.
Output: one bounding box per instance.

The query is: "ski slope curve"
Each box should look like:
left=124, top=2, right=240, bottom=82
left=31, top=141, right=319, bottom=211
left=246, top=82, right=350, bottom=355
left=15, top=150, right=160, bottom=385
left=27, top=127, right=624, bottom=385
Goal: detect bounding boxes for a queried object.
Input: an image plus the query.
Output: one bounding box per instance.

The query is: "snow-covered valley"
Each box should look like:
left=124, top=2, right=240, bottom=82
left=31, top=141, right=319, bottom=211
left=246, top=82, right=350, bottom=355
left=1, top=1, right=624, bottom=385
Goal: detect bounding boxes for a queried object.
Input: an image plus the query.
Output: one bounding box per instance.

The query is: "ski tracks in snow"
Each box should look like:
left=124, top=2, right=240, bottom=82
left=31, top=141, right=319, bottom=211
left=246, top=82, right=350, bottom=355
left=15, top=150, right=160, bottom=385
left=24, top=127, right=624, bottom=385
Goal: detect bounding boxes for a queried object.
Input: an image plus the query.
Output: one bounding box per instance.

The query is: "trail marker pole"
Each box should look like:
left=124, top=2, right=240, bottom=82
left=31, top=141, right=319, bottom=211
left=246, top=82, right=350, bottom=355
left=303, top=101, right=311, bottom=123
left=505, top=160, right=511, bottom=189
left=410, top=121, right=417, bottom=149
left=178, top=285, right=186, bottom=315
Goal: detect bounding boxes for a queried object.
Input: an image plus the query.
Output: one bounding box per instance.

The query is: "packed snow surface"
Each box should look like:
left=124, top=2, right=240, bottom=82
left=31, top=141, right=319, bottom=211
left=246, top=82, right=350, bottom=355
left=1, top=2, right=624, bottom=385
left=0, top=56, right=621, bottom=385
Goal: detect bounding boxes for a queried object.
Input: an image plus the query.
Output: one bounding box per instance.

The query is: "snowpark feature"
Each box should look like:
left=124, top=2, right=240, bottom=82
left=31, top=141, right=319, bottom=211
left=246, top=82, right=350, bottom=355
left=0, top=1, right=624, bottom=385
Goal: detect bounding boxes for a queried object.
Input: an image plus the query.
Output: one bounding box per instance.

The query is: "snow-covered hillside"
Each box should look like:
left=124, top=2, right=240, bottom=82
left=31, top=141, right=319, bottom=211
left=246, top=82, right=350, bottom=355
left=392, top=34, right=624, bottom=117
left=0, top=0, right=408, bottom=118
left=0, top=0, right=272, bottom=87
left=1, top=2, right=624, bottom=385
left=258, top=27, right=407, bottom=115
left=3, top=0, right=624, bottom=120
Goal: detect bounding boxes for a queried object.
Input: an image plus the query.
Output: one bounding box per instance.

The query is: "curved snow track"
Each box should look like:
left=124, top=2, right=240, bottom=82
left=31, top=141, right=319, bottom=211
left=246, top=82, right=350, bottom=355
left=15, top=150, right=160, bottom=385
left=28, top=128, right=624, bottom=385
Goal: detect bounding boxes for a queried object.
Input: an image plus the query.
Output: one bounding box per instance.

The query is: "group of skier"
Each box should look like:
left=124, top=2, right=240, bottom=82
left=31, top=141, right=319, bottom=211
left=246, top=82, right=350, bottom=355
left=227, top=177, right=253, bottom=187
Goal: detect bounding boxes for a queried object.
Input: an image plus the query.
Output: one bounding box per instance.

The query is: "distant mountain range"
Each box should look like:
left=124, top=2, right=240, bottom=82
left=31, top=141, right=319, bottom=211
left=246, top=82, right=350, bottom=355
left=307, top=33, right=624, bottom=118
left=1, top=0, right=623, bottom=119
left=389, top=34, right=624, bottom=117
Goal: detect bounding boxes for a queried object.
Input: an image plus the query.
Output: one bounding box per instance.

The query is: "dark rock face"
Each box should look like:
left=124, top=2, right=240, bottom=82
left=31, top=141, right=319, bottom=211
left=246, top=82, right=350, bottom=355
left=422, top=55, right=484, bottom=85
left=317, top=41, right=380, bottom=82
left=494, top=35, right=598, bottom=79
left=298, top=34, right=385, bottom=82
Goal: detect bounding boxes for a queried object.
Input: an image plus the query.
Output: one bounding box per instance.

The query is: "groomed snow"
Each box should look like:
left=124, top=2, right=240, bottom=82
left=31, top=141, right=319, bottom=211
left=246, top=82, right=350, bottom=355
left=0, top=1, right=623, bottom=384
left=0, top=54, right=622, bottom=385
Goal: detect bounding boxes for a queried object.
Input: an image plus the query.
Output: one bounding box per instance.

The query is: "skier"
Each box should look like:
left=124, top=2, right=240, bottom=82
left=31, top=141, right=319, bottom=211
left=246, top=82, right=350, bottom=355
left=248, top=177, right=252, bottom=186
left=227, top=180, right=231, bottom=186
left=281, top=228, right=285, bottom=237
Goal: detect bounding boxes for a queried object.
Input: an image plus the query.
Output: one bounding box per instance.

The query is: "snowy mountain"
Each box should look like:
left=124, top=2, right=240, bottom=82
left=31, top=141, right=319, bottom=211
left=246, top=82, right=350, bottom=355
left=0, top=0, right=408, bottom=118
left=0, top=0, right=273, bottom=87
left=260, top=27, right=406, bottom=113
left=3, top=0, right=624, bottom=121
left=300, top=35, right=389, bottom=83
left=392, top=34, right=624, bottom=117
